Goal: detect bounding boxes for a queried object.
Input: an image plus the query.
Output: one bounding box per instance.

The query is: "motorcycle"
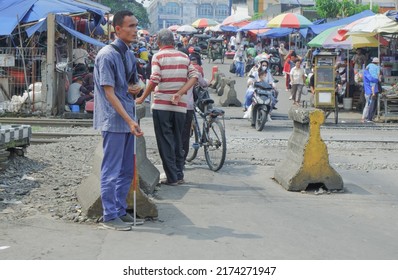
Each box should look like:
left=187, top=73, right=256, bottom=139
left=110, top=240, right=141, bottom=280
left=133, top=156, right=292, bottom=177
left=335, top=68, right=347, bottom=104
left=250, top=80, right=277, bottom=131
left=268, top=48, right=282, bottom=76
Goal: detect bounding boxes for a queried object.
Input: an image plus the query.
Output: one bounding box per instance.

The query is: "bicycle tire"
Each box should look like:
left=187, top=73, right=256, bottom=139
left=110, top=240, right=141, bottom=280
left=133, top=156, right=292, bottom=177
left=204, top=119, right=226, bottom=171
left=186, top=121, right=199, bottom=162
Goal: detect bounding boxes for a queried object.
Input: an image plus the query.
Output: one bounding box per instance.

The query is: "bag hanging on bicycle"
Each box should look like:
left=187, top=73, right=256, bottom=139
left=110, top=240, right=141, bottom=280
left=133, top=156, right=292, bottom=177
left=229, top=63, right=236, bottom=74
left=193, top=85, right=210, bottom=112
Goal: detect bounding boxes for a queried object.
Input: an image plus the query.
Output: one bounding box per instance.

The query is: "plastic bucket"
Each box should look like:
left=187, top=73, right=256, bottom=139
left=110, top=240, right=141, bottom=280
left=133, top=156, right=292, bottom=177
left=70, top=105, right=80, bottom=112
left=343, top=98, right=352, bottom=110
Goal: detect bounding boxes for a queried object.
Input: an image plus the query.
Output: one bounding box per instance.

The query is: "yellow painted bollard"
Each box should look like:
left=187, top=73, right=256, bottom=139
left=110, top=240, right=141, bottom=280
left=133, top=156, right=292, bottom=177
left=274, top=107, right=343, bottom=191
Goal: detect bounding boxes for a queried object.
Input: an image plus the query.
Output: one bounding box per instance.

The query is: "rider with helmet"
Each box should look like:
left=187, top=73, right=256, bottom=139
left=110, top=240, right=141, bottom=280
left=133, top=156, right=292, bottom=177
left=244, top=58, right=278, bottom=115
left=189, top=46, right=202, bottom=66
left=137, top=41, right=149, bottom=62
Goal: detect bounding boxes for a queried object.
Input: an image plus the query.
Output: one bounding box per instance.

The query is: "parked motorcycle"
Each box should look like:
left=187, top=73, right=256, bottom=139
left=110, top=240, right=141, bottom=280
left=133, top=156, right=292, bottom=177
left=250, top=80, right=277, bottom=131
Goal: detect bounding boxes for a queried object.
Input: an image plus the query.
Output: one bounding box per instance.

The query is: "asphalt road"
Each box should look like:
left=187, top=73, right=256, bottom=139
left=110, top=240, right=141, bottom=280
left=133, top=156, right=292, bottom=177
left=1, top=56, right=398, bottom=261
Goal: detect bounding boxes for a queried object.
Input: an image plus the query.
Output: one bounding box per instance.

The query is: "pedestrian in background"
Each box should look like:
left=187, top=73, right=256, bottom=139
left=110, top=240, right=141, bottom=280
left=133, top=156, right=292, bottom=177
left=137, top=29, right=199, bottom=186
left=289, top=59, right=306, bottom=106
left=93, top=10, right=144, bottom=231
left=233, top=44, right=246, bottom=77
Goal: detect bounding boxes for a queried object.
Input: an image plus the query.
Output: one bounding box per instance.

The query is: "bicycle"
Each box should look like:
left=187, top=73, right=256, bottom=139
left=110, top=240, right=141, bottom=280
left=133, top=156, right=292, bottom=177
left=186, top=87, right=227, bottom=171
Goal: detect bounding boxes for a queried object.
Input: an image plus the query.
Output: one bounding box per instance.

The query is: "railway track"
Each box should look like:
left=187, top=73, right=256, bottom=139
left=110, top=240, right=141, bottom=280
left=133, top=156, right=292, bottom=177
left=30, top=132, right=100, bottom=144
left=0, top=117, right=93, bottom=127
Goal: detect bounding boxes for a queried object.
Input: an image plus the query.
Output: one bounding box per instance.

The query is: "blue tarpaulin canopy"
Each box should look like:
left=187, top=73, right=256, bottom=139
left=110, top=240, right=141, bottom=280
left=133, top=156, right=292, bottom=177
left=58, top=21, right=105, bottom=47
left=21, top=0, right=86, bottom=24
left=26, top=15, right=105, bottom=47
left=309, top=10, right=375, bottom=35
left=0, top=0, right=37, bottom=36
left=257, top=28, right=294, bottom=38
left=0, top=0, right=109, bottom=36
left=220, top=25, right=237, bottom=32
left=237, top=20, right=268, bottom=32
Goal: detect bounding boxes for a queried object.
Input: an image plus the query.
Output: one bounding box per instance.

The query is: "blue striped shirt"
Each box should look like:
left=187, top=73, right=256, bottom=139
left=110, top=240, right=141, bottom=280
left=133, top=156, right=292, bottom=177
left=93, top=39, right=138, bottom=132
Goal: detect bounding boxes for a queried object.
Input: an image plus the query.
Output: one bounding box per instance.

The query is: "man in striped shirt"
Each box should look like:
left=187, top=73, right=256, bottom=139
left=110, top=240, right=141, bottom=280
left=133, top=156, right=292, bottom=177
left=137, top=29, right=199, bottom=186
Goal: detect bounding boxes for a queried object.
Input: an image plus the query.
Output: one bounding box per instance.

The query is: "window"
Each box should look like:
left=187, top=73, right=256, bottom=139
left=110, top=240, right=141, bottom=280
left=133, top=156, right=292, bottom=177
left=198, top=4, right=213, bottom=17
left=215, top=4, right=228, bottom=17
left=165, top=2, right=179, bottom=15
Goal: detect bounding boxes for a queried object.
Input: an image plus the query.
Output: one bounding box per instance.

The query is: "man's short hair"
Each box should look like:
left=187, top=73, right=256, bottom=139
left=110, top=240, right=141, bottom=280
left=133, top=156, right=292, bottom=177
left=113, top=10, right=134, bottom=29
left=157, top=29, right=174, bottom=47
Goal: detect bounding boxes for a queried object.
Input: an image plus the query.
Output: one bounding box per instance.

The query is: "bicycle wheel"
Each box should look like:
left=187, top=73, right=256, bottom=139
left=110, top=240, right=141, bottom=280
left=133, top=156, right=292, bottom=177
left=204, top=119, right=226, bottom=171
left=186, top=121, right=199, bottom=162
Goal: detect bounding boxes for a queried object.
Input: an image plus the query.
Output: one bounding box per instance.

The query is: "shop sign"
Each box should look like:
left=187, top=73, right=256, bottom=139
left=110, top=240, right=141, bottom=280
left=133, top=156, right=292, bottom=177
left=0, top=54, right=15, bottom=67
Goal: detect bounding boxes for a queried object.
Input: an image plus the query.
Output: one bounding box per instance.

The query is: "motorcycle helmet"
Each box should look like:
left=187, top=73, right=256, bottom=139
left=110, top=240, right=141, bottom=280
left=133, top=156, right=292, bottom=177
left=194, top=46, right=201, bottom=53
left=259, top=58, right=269, bottom=66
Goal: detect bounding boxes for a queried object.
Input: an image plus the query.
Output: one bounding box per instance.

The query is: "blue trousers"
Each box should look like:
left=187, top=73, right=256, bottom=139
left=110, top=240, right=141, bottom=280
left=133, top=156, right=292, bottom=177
left=235, top=61, right=244, bottom=77
left=100, top=131, right=135, bottom=222
left=152, top=109, right=185, bottom=183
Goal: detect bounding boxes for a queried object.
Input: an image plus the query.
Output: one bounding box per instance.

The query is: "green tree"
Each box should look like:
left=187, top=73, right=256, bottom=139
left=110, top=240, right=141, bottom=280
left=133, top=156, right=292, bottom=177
left=339, top=0, right=356, bottom=17
left=355, top=3, right=379, bottom=14
left=102, top=0, right=150, bottom=29
left=315, top=0, right=340, bottom=19
left=251, top=12, right=264, bottom=21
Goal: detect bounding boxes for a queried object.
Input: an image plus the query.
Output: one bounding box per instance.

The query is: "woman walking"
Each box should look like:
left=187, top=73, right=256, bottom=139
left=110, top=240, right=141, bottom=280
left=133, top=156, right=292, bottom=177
left=289, top=60, right=306, bottom=106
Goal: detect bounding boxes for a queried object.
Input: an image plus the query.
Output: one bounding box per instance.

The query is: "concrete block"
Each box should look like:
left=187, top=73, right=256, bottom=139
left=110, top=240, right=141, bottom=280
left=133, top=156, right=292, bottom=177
left=216, top=77, right=227, bottom=96
left=219, top=79, right=242, bottom=107
left=274, top=108, right=343, bottom=191
left=76, top=104, right=159, bottom=219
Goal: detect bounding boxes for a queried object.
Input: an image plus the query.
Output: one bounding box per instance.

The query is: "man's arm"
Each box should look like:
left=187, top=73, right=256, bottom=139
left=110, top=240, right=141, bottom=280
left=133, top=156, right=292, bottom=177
left=136, top=81, right=156, bottom=104
left=171, top=76, right=198, bottom=105
left=103, top=85, right=143, bottom=137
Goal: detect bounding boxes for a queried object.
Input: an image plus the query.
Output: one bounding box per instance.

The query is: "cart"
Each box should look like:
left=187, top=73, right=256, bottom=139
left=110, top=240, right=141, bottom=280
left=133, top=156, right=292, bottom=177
left=207, top=38, right=225, bottom=64
left=193, top=34, right=211, bottom=57
left=313, top=53, right=338, bottom=124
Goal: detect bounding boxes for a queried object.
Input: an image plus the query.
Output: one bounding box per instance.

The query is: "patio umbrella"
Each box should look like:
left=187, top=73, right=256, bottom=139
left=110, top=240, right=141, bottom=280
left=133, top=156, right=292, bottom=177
left=206, top=24, right=222, bottom=32
left=307, top=26, right=384, bottom=49
left=167, top=25, right=180, bottom=32
left=267, top=13, right=312, bottom=28
left=338, top=14, right=398, bottom=38
left=221, top=14, right=250, bottom=25
left=237, top=19, right=268, bottom=32
left=191, top=18, right=219, bottom=28
left=176, top=25, right=197, bottom=34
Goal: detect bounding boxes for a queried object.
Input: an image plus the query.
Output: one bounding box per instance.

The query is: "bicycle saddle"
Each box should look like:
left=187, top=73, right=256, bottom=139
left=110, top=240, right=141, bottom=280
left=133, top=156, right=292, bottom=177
left=201, top=98, right=214, bottom=105
left=206, top=108, right=225, bottom=117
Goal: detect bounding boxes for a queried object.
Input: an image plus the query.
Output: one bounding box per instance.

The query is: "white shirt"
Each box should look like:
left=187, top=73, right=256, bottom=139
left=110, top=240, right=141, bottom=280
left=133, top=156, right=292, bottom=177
left=73, top=48, right=88, bottom=64
left=290, top=67, right=305, bottom=85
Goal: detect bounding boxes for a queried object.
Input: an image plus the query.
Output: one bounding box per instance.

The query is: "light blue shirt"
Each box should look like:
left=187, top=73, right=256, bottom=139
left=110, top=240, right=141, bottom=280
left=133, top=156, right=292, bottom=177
left=93, top=39, right=138, bottom=132
left=367, top=63, right=380, bottom=79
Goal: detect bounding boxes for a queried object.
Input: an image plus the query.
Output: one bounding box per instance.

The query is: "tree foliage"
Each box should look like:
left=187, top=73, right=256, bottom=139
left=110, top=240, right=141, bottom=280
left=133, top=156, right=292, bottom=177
left=315, top=0, right=340, bottom=19
left=102, top=0, right=150, bottom=28
left=316, top=0, right=379, bottom=19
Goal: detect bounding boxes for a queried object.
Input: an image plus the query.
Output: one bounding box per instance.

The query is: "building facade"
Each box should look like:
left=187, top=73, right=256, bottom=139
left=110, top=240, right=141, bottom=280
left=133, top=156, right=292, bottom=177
left=148, top=0, right=230, bottom=34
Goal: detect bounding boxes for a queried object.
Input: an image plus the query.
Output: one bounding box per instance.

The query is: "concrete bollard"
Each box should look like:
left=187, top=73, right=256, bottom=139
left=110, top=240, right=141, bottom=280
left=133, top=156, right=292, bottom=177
left=274, top=107, right=343, bottom=192
left=219, top=79, right=242, bottom=107
left=77, top=104, right=159, bottom=219
left=210, top=66, right=218, bottom=84
left=210, top=72, right=224, bottom=89
left=216, top=77, right=228, bottom=96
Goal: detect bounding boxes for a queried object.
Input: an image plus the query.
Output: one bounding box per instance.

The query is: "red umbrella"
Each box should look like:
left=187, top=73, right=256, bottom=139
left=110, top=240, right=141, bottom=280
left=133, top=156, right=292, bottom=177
left=221, top=14, right=250, bottom=25
left=167, top=25, right=180, bottom=32
left=191, top=18, right=219, bottom=28
left=267, top=13, right=312, bottom=28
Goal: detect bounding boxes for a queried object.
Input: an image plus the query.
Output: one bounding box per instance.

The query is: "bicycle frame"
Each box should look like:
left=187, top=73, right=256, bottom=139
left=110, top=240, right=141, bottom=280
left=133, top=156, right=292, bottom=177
left=187, top=103, right=226, bottom=171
